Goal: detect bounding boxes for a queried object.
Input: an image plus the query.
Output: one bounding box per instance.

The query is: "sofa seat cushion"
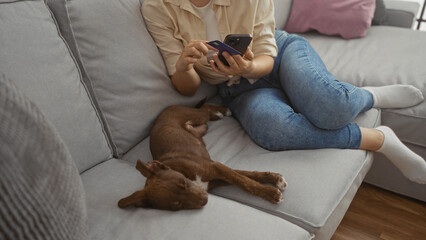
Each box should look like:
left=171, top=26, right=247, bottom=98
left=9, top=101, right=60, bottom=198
left=0, top=0, right=112, bottom=173
left=300, top=26, right=426, bottom=150
left=122, top=105, right=380, bottom=234
left=81, top=159, right=313, bottom=240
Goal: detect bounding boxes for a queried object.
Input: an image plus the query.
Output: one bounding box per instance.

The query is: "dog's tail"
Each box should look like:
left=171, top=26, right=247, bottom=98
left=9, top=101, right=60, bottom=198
left=194, top=97, right=207, bottom=108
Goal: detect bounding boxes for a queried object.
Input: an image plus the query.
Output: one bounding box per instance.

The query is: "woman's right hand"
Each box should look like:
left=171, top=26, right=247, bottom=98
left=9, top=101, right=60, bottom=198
left=175, top=40, right=216, bottom=72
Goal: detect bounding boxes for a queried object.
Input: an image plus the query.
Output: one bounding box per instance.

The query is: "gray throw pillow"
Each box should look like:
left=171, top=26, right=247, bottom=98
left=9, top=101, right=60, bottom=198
left=0, top=75, right=88, bottom=240
left=373, top=0, right=389, bottom=25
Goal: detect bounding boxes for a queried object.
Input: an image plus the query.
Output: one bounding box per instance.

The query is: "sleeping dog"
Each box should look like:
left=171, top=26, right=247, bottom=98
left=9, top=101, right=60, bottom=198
left=118, top=103, right=286, bottom=210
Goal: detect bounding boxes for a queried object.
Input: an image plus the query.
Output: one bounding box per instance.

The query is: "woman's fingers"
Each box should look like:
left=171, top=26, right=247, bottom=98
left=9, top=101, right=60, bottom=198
left=177, top=40, right=214, bottom=72
left=211, top=53, right=231, bottom=75
left=184, top=46, right=203, bottom=59
left=210, top=51, right=253, bottom=77
left=243, top=47, right=254, bottom=61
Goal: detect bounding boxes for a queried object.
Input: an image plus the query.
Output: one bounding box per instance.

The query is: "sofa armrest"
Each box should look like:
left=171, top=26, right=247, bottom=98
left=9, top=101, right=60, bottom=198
left=383, top=0, right=421, bottom=28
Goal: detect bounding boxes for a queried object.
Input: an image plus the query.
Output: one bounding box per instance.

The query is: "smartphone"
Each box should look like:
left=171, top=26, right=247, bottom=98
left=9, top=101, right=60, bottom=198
left=207, top=34, right=253, bottom=66
left=224, top=34, right=252, bottom=55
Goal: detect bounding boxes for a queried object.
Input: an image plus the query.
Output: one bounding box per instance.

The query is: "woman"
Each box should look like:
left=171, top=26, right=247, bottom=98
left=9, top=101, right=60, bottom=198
left=142, top=0, right=425, bottom=184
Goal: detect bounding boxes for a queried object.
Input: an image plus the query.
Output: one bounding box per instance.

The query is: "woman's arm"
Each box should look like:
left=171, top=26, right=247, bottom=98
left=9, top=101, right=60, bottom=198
left=171, top=69, right=201, bottom=96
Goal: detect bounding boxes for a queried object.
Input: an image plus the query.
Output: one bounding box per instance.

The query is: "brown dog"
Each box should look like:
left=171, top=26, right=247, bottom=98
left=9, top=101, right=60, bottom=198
left=118, top=103, right=287, bottom=210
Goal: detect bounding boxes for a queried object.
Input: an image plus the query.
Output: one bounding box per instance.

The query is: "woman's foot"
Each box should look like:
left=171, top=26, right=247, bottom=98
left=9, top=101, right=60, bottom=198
left=363, top=85, right=424, bottom=109
left=375, top=126, right=426, bottom=184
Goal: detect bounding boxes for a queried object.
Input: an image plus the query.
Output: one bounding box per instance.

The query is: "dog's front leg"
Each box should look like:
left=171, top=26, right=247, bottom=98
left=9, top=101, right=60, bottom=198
left=210, top=162, right=283, bottom=204
left=208, top=171, right=287, bottom=192
left=234, top=170, right=287, bottom=191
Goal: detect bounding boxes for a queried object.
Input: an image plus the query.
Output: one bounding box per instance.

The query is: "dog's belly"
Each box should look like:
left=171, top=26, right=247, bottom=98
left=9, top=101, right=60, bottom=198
left=191, top=175, right=209, bottom=191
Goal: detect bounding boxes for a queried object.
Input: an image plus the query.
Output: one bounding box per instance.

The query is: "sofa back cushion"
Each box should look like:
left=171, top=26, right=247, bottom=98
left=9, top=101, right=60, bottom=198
left=47, top=0, right=217, bottom=157
left=273, top=0, right=293, bottom=30
left=0, top=0, right=112, bottom=172
left=0, top=75, right=88, bottom=240
left=284, top=0, right=376, bottom=39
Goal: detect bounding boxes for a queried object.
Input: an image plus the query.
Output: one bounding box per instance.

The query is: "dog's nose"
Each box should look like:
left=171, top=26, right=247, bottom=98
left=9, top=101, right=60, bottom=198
left=200, top=195, right=208, bottom=206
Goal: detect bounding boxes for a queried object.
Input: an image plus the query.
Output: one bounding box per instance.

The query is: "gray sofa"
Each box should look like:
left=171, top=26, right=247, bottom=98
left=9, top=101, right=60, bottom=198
left=0, top=0, right=424, bottom=239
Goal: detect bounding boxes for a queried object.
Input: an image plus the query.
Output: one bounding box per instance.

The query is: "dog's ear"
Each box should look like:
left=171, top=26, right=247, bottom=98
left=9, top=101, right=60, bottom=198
left=118, top=189, right=150, bottom=208
left=150, top=160, right=170, bottom=171
left=136, top=160, right=170, bottom=178
left=136, top=159, right=155, bottom=178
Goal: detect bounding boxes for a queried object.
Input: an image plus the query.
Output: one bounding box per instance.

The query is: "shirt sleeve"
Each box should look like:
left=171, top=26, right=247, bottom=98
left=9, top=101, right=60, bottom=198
left=142, top=1, right=183, bottom=76
left=252, top=0, right=278, bottom=58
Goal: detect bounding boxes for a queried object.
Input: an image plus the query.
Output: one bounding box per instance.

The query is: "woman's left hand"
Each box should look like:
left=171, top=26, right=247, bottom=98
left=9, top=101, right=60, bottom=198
left=209, top=47, right=255, bottom=78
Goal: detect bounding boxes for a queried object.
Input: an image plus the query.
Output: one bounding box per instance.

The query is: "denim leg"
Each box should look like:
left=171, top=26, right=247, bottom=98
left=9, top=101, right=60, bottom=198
left=228, top=88, right=362, bottom=150
left=275, top=34, right=374, bottom=130
left=218, top=30, right=369, bottom=150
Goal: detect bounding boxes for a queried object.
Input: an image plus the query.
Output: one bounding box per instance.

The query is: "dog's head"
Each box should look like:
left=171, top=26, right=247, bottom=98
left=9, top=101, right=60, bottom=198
left=118, top=160, right=208, bottom=211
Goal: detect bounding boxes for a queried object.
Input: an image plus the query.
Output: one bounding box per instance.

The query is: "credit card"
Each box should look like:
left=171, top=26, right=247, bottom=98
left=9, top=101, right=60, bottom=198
left=207, top=40, right=241, bottom=55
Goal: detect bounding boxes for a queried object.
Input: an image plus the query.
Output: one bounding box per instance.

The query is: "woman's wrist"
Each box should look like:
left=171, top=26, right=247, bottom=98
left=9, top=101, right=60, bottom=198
left=242, top=55, right=273, bottom=79
left=241, top=61, right=257, bottom=79
left=171, top=68, right=201, bottom=96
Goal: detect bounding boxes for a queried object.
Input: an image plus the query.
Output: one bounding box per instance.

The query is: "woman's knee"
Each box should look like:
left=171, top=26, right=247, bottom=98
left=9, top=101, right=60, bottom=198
left=229, top=88, right=300, bottom=150
left=287, top=34, right=308, bottom=44
left=302, top=83, right=365, bottom=130
left=307, top=98, right=359, bottom=130
left=247, top=116, right=302, bottom=151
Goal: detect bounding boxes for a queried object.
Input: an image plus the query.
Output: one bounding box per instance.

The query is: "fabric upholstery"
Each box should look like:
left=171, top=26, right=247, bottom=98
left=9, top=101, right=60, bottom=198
left=378, top=0, right=420, bottom=28
left=123, top=104, right=380, bottom=233
left=0, top=75, right=88, bottom=240
left=81, top=159, right=313, bottom=240
left=0, top=0, right=112, bottom=173
left=372, top=0, right=389, bottom=25
left=48, top=0, right=217, bottom=157
left=272, top=0, right=293, bottom=30
left=385, top=9, right=416, bottom=28
left=285, top=0, right=376, bottom=39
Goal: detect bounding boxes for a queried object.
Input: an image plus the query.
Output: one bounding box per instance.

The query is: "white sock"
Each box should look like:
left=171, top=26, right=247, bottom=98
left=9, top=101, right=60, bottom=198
left=363, top=85, right=424, bottom=109
left=376, top=126, right=426, bottom=184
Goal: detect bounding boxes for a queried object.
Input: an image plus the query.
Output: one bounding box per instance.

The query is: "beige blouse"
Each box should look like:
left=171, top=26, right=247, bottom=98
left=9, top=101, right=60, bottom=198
left=142, top=0, right=278, bottom=85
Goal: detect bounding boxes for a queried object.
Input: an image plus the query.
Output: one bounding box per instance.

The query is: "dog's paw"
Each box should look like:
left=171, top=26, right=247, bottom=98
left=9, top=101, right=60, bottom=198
left=213, top=108, right=231, bottom=119
left=276, top=176, right=287, bottom=191
left=214, top=111, right=224, bottom=119
left=264, top=186, right=283, bottom=204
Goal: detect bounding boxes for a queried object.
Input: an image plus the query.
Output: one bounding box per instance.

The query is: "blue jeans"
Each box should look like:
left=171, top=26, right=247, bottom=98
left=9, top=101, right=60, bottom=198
left=218, top=30, right=374, bottom=150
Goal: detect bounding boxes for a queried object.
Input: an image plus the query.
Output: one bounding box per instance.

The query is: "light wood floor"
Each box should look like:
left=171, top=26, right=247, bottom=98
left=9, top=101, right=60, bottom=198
left=331, top=183, right=426, bottom=240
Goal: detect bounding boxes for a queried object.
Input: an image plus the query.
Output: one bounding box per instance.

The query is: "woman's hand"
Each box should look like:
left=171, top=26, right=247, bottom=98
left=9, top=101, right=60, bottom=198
left=209, top=47, right=255, bottom=78
left=176, top=40, right=217, bottom=73
left=209, top=47, right=274, bottom=80
left=171, top=40, right=217, bottom=96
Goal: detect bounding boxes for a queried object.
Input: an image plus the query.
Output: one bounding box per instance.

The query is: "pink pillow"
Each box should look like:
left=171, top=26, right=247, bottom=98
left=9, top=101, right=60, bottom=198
left=284, top=0, right=376, bottom=39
